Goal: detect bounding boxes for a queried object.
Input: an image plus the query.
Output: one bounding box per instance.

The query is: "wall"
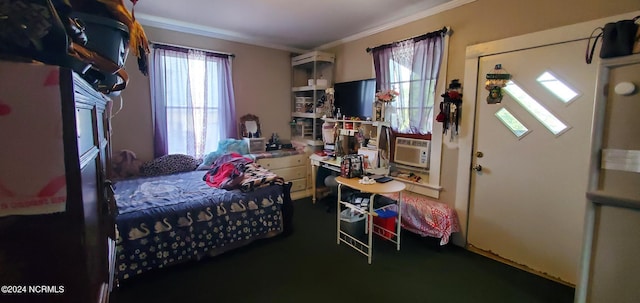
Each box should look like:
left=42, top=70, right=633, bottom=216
left=111, top=0, right=639, bottom=198
left=326, top=0, right=640, bottom=204
left=111, top=26, right=292, bottom=162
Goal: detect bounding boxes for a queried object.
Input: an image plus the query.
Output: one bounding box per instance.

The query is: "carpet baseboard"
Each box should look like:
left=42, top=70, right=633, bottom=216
left=466, top=244, right=575, bottom=288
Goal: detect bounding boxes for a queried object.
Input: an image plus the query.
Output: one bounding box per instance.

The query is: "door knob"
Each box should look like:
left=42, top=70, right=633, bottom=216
left=472, top=164, right=482, bottom=172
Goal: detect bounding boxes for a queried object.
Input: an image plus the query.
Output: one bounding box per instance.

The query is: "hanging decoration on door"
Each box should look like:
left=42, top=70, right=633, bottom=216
left=436, top=79, right=463, bottom=141
left=485, top=64, right=512, bottom=104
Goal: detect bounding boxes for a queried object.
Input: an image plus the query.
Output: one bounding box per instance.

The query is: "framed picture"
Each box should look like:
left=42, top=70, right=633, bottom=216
left=373, top=101, right=385, bottom=121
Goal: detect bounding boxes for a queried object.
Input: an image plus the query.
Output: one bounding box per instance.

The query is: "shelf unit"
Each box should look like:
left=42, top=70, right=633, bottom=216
left=576, top=54, right=640, bottom=303
left=322, top=118, right=388, bottom=137
left=291, top=51, right=335, bottom=147
left=322, top=118, right=390, bottom=170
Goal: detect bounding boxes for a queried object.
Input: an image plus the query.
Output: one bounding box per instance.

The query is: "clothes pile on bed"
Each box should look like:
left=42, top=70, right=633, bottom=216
left=203, top=152, right=284, bottom=192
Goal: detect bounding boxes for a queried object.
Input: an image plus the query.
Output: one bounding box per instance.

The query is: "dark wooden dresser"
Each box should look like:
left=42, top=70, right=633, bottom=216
left=0, top=61, right=116, bottom=303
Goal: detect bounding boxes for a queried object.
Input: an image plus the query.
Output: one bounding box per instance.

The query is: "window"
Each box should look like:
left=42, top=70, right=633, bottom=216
left=150, top=45, right=237, bottom=159
left=388, top=58, right=439, bottom=133
left=372, top=30, right=445, bottom=135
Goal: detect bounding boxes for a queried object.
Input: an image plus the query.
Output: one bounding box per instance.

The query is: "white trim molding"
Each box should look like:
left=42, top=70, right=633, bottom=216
left=136, top=13, right=309, bottom=53
left=317, top=0, right=475, bottom=50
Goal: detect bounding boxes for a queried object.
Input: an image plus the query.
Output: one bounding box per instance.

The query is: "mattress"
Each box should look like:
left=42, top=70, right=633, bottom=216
left=113, top=170, right=288, bottom=282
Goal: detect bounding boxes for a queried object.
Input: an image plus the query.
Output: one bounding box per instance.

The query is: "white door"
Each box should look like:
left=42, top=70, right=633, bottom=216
left=467, top=40, right=597, bottom=284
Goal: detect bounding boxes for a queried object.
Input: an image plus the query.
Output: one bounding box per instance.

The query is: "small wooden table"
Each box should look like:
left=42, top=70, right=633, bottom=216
left=335, top=176, right=405, bottom=264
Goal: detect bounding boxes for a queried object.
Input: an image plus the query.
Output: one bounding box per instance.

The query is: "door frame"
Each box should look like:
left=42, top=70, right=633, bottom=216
left=454, top=10, right=640, bottom=247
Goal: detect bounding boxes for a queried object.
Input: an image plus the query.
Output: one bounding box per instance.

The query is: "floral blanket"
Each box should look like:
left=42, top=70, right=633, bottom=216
left=239, top=162, right=284, bottom=192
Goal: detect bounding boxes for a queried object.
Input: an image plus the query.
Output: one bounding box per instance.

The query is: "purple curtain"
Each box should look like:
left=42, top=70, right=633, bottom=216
left=150, top=47, right=189, bottom=158
left=210, top=55, right=237, bottom=139
left=372, top=30, right=444, bottom=134
left=149, top=45, right=237, bottom=159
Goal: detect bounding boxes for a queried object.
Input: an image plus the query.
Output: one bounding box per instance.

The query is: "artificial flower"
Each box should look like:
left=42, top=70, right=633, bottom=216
left=375, top=89, right=400, bottom=102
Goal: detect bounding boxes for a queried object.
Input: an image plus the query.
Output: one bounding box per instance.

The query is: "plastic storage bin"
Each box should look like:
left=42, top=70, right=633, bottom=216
left=243, top=137, right=266, bottom=153
left=373, top=209, right=397, bottom=240
left=340, top=209, right=365, bottom=236
left=69, top=12, right=130, bottom=93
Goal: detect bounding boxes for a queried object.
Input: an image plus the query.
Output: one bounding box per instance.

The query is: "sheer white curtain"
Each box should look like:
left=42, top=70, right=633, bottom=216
left=372, top=29, right=445, bottom=134
left=150, top=45, right=237, bottom=159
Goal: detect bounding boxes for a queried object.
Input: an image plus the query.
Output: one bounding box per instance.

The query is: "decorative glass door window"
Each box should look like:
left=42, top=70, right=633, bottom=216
left=536, top=71, right=580, bottom=104
left=495, top=107, right=530, bottom=139
left=503, top=80, right=569, bottom=136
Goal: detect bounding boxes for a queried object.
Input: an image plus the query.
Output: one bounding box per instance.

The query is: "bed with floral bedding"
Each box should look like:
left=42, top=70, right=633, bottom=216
left=113, top=153, right=293, bottom=283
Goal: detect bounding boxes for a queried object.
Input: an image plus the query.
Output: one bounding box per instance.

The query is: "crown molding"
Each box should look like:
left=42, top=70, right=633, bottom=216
left=135, top=0, right=475, bottom=52
left=316, top=0, right=475, bottom=50
left=135, top=13, right=309, bottom=53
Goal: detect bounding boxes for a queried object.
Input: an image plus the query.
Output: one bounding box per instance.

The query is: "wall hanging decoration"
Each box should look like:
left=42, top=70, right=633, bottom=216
left=437, top=79, right=463, bottom=141
left=485, top=64, right=511, bottom=104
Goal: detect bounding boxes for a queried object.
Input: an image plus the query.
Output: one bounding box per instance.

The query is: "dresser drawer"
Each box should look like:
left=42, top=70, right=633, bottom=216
left=257, top=154, right=306, bottom=170
left=272, top=166, right=306, bottom=181
left=290, top=178, right=307, bottom=192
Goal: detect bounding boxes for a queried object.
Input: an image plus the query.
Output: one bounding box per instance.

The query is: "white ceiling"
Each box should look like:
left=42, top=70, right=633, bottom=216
left=133, top=0, right=468, bottom=52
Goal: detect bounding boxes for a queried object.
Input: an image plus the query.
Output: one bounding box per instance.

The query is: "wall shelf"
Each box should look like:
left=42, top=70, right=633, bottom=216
left=292, top=85, right=330, bottom=92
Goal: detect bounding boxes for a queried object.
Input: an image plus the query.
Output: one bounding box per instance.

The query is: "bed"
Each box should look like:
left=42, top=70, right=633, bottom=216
left=113, top=155, right=293, bottom=283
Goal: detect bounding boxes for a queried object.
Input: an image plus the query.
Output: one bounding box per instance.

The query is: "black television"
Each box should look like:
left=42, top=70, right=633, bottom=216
left=333, top=78, right=376, bottom=120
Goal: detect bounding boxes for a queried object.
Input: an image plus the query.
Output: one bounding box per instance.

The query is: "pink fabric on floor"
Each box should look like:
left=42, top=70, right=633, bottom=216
left=383, top=191, right=460, bottom=245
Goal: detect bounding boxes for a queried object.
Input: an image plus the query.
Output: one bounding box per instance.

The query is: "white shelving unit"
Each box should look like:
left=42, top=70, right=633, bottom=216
left=322, top=118, right=390, bottom=171
left=322, top=118, right=388, bottom=137
left=291, top=51, right=334, bottom=147
left=576, top=53, right=640, bottom=303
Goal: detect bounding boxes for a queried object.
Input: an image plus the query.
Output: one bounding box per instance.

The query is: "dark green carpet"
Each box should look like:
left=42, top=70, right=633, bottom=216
left=110, top=197, right=574, bottom=303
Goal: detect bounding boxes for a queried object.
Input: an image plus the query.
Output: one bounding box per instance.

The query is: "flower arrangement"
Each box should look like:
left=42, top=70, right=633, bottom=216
left=375, top=89, right=400, bottom=103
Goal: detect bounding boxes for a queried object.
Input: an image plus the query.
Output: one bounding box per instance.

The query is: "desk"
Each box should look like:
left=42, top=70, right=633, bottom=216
left=309, top=157, right=341, bottom=203
left=310, top=157, right=388, bottom=203
left=335, top=176, right=405, bottom=264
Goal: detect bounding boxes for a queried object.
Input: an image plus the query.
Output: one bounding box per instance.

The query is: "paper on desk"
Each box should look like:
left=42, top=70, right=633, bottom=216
left=310, top=154, right=330, bottom=161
